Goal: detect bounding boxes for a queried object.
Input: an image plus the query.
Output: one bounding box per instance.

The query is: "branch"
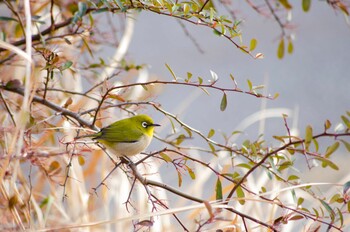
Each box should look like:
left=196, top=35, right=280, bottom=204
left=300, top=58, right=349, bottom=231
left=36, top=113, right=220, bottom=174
left=226, top=131, right=350, bottom=199
left=1, top=84, right=95, bottom=130
left=125, top=157, right=277, bottom=230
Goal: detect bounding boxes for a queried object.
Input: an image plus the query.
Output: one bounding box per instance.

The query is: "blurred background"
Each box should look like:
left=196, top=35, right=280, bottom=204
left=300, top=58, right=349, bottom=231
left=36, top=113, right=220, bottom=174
left=110, top=2, right=350, bottom=183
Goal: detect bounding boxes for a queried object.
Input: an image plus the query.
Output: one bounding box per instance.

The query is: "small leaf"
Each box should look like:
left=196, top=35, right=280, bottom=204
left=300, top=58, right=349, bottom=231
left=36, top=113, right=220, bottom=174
left=236, top=186, right=245, bottom=205
left=165, top=63, right=177, bottom=81
left=160, top=152, right=172, bottom=162
left=215, top=177, right=223, bottom=201
left=287, top=39, right=294, bottom=54
left=277, top=38, right=285, bottom=59
left=324, top=119, right=331, bottom=131
left=40, top=197, right=50, bottom=208
left=198, top=77, right=203, bottom=84
left=313, top=138, right=319, bottom=152
left=186, top=72, right=192, bottom=82
left=49, top=161, right=60, bottom=172
left=186, top=165, right=196, bottom=180
left=247, top=79, right=253, bottom=91
left=325, top=142, right=340, bottom=158
left=175, top=134, right=186, bottom=145
left=319, top=199, right=335, bottom=218
left=220, top=92, right=227, bottom=111
left=337, top=207, right=344, bottom=227
left=207, top=129, right=215, bottom=138
left=343, top=181, right=350, bottom=195
left=297, top=197, right=304, bottom=206
left=107, top=94, right=126, bottom=102
left=317, top=157, right=339, bottom=170
left=340, top=139, right=350, bottom=152
left=177, top=170, right=182, bottom=187
left=305, top=125, right=313, bottom=150
left=341, top=115, right=350, bottom=129
left=183, top=3, right=190, bottom=15
left=0, top=16, right=18, bottom=22
left=278, top=0, right=292, bottom=9
left=329, top=194, right=342, bottom=204
left=236, top=163, right=251, bottom=169
left=78, top=156, right=85, bottom=166
left=59, top=60, right=73, bottom=71
left=64, top=38, right=72, bottom=45
left=249, top=38, right=257, bottom=51
left=288, top=175, right=300, bottom=181
left=302, top=0, right=311, bottom=12
left=289, top=215, right=304, bottom=221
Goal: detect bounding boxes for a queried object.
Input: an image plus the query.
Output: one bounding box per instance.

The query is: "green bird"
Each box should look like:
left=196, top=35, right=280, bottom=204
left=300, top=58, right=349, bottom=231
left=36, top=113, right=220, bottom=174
left=77, top=114, right=160, bottom=157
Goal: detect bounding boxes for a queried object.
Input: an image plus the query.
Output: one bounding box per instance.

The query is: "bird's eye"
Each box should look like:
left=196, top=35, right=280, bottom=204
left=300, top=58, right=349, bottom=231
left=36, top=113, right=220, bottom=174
left=141, top=122, right=148, bottom=128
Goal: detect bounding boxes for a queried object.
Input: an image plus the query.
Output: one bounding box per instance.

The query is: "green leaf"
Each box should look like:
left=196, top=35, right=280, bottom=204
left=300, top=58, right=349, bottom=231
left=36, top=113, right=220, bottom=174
left=305, top=125, right=313, bottom=150
left=319, top=199, right=335, bottom=220
left=186, top=72, right=192, bottom=82
left=208, top=143, right=216, bottom=155
left=165, top=63, right=177, bottom=81
left=343, top=181, right=350, bottom=194
left=288, top=175, right=300, bottom=181
left=207, top=129, right=215, bottom=138
left=277, top=38, right=285, bottom=59
left=236, top=163, right=251, bottom=169
left=175, top=134, right=186, bottom=145
left=247, top=79, right=253, bottom=91
left=215, top=177, right=223, bottom=201
left=59, top=60, right=73, bottom=71
left=297, top=197, right=304, bottom=206
left=249, top=38, right=257, bottom=51
left=302, top=0, right=311, bottom=12
left=160, top=152, right=172, bottom=162
left=313, top=138, right=319, bottom=152
left=317, top=157, right=339, bottom=170
left=198, top=77, right=203, bottom=84
left=324, top=119, right=331, bottom=131
left=209, top=7, right=215, bottom=22
left=114, top=0, right=126, bottom=12
left=183, top=3, right=190, bottom=15
left=186, top=165, right=196, bottom=180
left=337, top=207, right=344, bottom=227
left=341, top=115, right=350, bottom=129
left=0, top=16, right=18, bottom=22
left=72, top=2, right=87, bottom=24
left=340, top=139, right=350, bottom=152
left=220, top=92, right=227, bottom=111
left=325, top=142, right=340, bottom=158
left=40, top=197, right=50, bottom=208
left=287, top=39, right=294, bottom=54
left=236, top=186, right=245, bottom=205
left=329, top=193, right=342, bottom=204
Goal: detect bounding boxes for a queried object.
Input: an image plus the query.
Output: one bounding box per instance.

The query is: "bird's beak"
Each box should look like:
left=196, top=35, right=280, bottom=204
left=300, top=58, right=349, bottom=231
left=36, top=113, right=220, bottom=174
left=152, top=123, right=161, bottom=127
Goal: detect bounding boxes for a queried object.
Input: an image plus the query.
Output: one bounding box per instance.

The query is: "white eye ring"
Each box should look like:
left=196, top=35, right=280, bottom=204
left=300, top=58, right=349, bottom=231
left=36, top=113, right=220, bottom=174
left=142, top=122, right=148, bottom=128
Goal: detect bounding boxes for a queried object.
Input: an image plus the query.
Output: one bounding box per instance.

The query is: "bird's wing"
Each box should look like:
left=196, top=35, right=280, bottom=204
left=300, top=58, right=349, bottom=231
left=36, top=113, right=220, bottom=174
left=94, top=120, right=142, bottom=143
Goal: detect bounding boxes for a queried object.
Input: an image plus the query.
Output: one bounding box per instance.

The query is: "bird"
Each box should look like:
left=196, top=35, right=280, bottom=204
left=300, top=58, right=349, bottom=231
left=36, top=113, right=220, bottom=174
left=76, top=114, right=160, bottom=157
